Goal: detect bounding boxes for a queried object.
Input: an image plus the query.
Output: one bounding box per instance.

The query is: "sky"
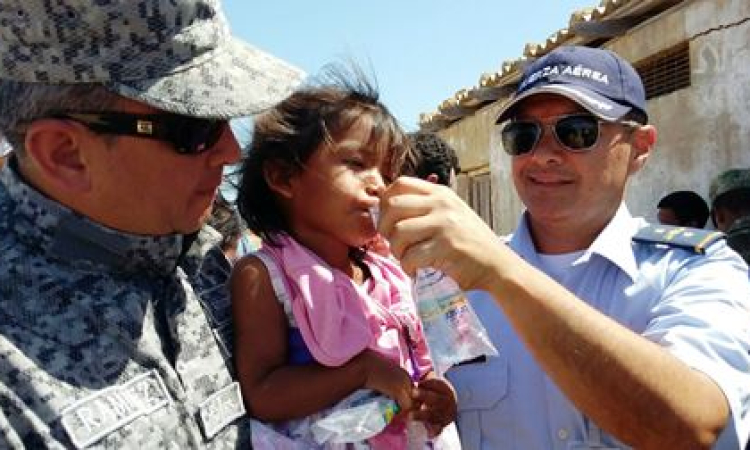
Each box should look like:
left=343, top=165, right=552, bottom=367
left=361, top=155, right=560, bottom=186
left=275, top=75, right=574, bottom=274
left=222, top=0, right=596, bottom=131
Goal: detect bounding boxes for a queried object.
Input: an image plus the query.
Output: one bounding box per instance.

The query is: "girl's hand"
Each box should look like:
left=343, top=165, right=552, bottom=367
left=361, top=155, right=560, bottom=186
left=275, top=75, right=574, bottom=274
left=411, top=377, right=457, bottom=437
left=356, top=349, right=415, bottom=412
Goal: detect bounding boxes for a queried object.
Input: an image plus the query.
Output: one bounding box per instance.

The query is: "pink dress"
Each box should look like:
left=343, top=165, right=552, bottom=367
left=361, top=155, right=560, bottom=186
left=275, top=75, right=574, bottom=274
left=253, top=233, right=432, bottom=449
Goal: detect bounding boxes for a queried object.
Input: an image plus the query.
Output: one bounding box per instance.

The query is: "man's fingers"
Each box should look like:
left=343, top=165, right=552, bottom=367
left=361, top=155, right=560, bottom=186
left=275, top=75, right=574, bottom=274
left=381, top=176, right=436, bottom=199
left=378, top=193, right=433, bottom=240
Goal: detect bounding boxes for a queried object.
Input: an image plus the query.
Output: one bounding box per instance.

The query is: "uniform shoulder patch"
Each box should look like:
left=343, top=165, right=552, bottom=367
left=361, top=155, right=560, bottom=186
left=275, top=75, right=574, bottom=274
left=632, top=224, right=724, bottom=254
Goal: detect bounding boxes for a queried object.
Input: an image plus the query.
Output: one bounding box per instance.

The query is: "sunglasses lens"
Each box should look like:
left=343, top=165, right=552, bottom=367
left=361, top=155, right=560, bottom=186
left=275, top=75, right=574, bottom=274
left=501, top=122, right=541, bottom=156
left=554, top=116, right=599, bottom=150
left=174, top=119, right=226, bottom=154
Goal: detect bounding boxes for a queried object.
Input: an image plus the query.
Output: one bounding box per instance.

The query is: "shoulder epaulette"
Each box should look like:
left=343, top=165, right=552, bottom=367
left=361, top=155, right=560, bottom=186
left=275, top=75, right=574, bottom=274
left=632, top=224, right=724, bottom=254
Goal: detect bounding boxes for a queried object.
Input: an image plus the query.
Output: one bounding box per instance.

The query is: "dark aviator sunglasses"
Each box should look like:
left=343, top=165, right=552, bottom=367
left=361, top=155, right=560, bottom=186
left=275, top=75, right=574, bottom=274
left=48, top=111, right=227, bottom=155
left=500, top=113, right=640, bottom=156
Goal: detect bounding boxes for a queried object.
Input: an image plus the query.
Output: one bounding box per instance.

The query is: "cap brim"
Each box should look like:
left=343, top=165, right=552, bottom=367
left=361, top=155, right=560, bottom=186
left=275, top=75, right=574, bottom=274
left=109, top=38, right=305, bottom=119
left=496, top=84, right=632, bottom=124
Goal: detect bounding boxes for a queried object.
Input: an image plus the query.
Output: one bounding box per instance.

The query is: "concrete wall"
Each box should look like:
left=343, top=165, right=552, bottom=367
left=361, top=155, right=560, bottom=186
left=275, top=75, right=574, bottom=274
left=438, top=0, right=750, bottom=234
left=614, top=0, right=750, bottom=223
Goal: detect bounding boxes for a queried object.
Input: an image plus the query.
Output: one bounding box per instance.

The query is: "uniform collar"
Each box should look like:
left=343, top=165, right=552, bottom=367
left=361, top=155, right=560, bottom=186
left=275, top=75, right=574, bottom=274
left=0, top=161, right=187, bottom=276
left=510, top=204, right=642, bottom=281
left=586, top=204, right=643, bottom=280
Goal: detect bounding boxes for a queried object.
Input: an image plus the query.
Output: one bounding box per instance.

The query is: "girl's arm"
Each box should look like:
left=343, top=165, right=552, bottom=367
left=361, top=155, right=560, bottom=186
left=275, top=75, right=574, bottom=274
left=231, top=255, right=414, bottom=421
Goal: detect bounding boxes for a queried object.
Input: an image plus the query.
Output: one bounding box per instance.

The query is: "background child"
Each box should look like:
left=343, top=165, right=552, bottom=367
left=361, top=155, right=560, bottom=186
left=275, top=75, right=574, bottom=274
left=231, top=67, right=457, bottom=448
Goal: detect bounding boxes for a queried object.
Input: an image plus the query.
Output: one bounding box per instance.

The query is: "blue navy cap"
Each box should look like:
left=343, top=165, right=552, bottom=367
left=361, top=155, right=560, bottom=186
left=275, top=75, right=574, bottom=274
left=496, top=46, right=648, bottom=124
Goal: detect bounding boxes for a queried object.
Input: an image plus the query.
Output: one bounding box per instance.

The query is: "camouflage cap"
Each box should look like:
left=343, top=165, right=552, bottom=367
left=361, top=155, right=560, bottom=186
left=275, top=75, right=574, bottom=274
left=709, top=168, right=750, bottom=204
left=0, top=0, right=304, bottom=119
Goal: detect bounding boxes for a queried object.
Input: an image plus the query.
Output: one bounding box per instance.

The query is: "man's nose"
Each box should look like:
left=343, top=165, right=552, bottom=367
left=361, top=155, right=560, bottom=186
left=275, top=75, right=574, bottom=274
left=528, top=124, right=565, bottom=162
left=207, top=124, right=241, bottom=167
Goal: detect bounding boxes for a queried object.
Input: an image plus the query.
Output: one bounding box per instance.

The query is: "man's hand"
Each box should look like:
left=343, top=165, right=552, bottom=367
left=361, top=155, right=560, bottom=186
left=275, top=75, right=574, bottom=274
left=379, top=176, right=508, bottom=292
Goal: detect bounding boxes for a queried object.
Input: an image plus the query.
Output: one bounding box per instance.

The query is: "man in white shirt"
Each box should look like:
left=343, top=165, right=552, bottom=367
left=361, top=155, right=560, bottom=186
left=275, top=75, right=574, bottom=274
left=379, top=45, right=750, bottom=449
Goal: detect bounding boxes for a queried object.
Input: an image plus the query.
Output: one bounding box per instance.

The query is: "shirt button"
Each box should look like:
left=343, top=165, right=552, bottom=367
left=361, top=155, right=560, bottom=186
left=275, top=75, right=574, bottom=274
left=557, top=429, right=569, bottom=440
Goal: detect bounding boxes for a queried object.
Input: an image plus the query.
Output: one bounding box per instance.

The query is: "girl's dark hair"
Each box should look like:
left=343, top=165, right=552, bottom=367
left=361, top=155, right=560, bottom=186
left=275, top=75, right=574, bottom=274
left=235, top=65, right=409, bottom=246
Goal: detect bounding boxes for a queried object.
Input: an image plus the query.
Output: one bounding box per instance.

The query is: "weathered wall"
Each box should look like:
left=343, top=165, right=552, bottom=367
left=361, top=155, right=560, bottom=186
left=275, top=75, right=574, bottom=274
left=613, top=0, right=750, bottom=223
left=438, top=0, right=750, bottom=233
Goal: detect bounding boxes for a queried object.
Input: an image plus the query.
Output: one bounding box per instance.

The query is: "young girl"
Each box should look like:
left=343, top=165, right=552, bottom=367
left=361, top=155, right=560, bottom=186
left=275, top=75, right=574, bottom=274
left=231, top=69, right=456, bottom=448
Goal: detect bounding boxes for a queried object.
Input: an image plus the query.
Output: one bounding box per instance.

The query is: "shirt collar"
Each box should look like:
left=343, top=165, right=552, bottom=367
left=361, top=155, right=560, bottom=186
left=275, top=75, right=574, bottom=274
left=1, top=161, right=187, bottom=276
left=509, top=204, right=643, bottom=281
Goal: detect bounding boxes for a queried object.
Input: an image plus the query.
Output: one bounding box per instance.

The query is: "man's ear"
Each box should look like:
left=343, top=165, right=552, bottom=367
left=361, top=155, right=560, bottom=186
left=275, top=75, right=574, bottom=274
left=713, top=207, right=732, bottom=232
left=629, top=125, right=657, bottom=174
left=263, top=160, right=295, bottom=199
left=23, top=119, right=92, bottom=193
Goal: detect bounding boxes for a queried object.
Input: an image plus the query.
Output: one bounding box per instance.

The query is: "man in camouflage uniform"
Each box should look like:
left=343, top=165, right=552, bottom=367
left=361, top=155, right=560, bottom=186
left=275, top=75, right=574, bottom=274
left=710, top=168, right=750, bottom=265
left=0, top=0, right=302, bottom=448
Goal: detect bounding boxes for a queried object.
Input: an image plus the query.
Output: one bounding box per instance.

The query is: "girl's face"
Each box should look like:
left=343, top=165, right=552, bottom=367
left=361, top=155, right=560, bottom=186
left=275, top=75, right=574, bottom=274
left=283, top=117, right=392, bottom=256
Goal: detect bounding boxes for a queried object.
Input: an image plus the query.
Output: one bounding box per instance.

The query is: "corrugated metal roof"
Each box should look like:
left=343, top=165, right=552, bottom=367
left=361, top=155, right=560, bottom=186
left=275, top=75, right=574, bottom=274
left=419, top=0, right=683, bottom=131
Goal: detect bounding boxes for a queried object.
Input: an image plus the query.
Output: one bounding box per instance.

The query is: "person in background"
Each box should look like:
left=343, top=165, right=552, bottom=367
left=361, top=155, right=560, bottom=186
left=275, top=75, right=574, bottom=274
left=237, top=228, right=263, bottom=256
left=710, top=168, right=750, bottom=265
left=402, top=131, right=461, bottom=189
left=656, top=190, right=709, bottom=228
left=379, top=45, right=750, bottom=449
left=208, top=193, right=245, bottom=263
left=230, top=68, right=456, bottom=448
left=0, top=0, right=302, bottom=447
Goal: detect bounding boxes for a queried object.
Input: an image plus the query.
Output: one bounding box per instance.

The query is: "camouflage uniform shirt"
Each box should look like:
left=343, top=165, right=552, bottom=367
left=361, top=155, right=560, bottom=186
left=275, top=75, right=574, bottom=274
left=0, top=165, right=250, bottom=449
left=727, top=215, right=750, bottom=266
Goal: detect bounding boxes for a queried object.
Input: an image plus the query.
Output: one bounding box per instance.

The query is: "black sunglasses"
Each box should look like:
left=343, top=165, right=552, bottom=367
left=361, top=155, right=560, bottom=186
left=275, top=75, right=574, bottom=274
left=49, top=111, right=227, bottom=155
left=500, top=114, right=639, bottom=156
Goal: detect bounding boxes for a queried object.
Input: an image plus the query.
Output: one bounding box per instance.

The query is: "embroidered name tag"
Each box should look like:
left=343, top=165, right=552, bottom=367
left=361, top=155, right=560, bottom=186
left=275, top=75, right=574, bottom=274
left=198, top=382, right=246, bottom=440
left=60, top=370, right=171, bottom=449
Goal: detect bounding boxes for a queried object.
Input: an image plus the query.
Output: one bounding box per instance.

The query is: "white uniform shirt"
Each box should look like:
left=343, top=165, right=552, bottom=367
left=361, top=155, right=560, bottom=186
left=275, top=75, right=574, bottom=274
left=446, top=205, right=750, bottom=449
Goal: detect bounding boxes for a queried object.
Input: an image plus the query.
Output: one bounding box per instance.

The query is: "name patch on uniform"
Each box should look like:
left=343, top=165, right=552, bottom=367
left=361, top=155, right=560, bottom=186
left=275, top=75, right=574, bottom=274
left=198, top=382, right=246, bottom=440
left=60, top=370, right=171, bottom=449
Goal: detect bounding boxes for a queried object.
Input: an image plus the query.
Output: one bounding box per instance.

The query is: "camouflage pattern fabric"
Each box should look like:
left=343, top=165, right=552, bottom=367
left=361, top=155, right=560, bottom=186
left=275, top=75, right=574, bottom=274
left=709, top=168, right=750, bottom=205
left=727, top=215, right=750, bottom=266
left=0, top=0, right=304, bottom=118
left=0, top=164, right=251, bottom=448
left=184, top=228, right=236, bottom=369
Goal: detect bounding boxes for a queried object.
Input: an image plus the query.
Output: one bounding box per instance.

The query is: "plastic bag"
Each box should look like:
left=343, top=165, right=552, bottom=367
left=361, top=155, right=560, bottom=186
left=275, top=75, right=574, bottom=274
left=414, top=268, right=498, bottom=375
left=310, top=389, right=399, bottom=445
left=250, top=419, right=311, bottom=450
